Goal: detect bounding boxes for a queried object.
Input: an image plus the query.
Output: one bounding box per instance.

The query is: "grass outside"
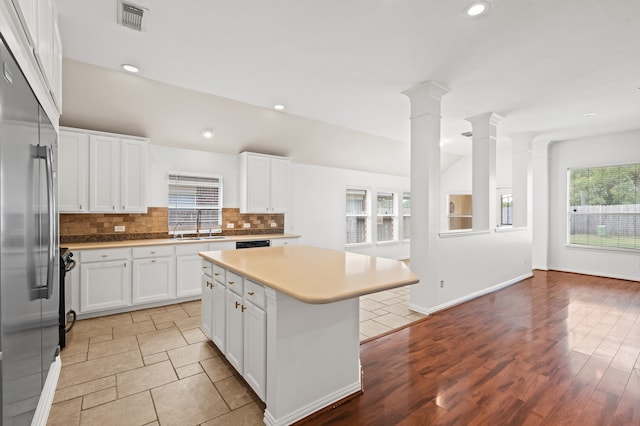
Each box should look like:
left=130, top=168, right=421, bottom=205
left=570, top=233, right=639, bottom=249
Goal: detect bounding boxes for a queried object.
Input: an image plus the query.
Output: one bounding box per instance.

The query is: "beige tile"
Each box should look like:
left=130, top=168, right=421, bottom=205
left=155, top=321, right=175, bottom=330
left=82, top=387, right=117, bottom=409
left=174, top=315, right=202, bottom=331
left=131, top=306, right=167, bottom=323
left=143, top=352, right=169, bottom=365
left=48, top=397, right=82, bottom=426
left=89, top=334, right=113, bottom=344
left=181, top=300, right=202, bottom=317
left=201, top=401, right=264, bottom=426
left=381, top=297, right=403, bottom=306
left=112, top=320, right=156, bottom=338
left=360, top=299, right=386, bottom=311
left=214, top=375, right=254, bottom=410
left=69, top=322, right=114, bottom=341
left=143, top=422, right=159, bottom=426
left=61, top=352, right=87, bottom=366
left=381, top=303, right=415, bottom=317
left=150, top=309, right=189, bottom=325
left=359, top=320, right=393, bottom=338
left=116, top=360, right=178, bottom=397
left=405, top=313, right=426, bottom=322
left=137, top=327, right=188, bottom=356
left=58, top=350, right=143, bottom=388
left=60, top=338, right=89, bottom=357
left=80, top=391, right=157, bottom=426
left=176, top=362, right=204, bottom=379
left=87, top=335, right=139, bottom=360
left=373, top=313, right=413, bottom=329
left=89, top=312, right=133, bottom=328
left=165, top=303, right=188, bottom=313
left=182, top=327, right=208, bottom=344
left=54, top=376, right=116, bottom=404
left=359, top=334, right=368, bottom=342
left=151, top=373, right=229, bottom=425
left=365, top=290, right=398, bottom=302
left=168, top=341, right=217, bottom=368
left=201, top=356, right=236, bottom=383
left=372, top=309, right=388, bottom=315
left=359, top=309, right=378, bottom=322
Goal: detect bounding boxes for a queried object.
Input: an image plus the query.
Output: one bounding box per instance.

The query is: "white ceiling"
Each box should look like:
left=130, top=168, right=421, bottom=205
left=57, top=0, right=640, bottom=157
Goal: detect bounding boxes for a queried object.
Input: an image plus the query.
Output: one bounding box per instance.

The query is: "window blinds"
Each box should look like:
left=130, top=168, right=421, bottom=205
left=168, top=173, right=222, bottom=234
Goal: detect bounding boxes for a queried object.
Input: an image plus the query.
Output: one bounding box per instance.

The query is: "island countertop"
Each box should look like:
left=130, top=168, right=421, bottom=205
left=199, top=245, right=419, bottom=304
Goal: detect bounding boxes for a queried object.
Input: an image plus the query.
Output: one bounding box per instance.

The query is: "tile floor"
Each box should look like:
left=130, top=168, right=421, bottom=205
left=49, top=286, right=423, bottom=425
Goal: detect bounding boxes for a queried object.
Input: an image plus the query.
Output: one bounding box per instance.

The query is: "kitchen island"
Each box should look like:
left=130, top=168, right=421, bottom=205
left=199, top=245, right=418, bottom=426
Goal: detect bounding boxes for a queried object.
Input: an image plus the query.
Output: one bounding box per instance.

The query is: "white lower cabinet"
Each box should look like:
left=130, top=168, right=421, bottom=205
left=203, top=261, right=267, bottom=401
left=177, top=255, right=206, bottom=297
left=201, top=273, right=213, bottom=339
left=80, top=256, right=131, bottom=313
left=132, top=256, right=176, bottom=304
left=243, top=300, right=266, bottom=400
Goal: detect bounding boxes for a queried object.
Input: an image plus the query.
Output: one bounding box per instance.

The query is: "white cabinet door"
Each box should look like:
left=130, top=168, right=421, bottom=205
left=35, top=0, right=54, bottom=88
left=80, top=260, right=130, bottom=312
left=12, top=0, right=38, bottom=47
left=176, top=255, right=204, bottom=298
left=120, top=138, right=147, bottom=213
left=58, top=130, right=88, bottom=212
left=89, top=134, right=120, bottom=212
left=212, top=280, right=226, bottom=352
left=225, top=289, right=244, bottom=372
left=246, top=154, right=271, bottom=213
left=132, top=257, right=176, bottom=304
left=243, top=300, right=266, bottom=400
left=270, top=158, right=290, bottom=213
left=51, top=19, right=62, bottom=110
left=201, top=274, right=213, bottom=340
left=270, top=238, right=298, bottom=248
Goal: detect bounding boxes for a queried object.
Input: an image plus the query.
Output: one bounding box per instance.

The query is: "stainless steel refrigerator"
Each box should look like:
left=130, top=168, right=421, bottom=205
left=0, top=34, right=59, bottom=425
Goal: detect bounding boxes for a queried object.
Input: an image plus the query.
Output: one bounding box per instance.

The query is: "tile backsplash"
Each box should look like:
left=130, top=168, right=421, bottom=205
left=60, top=207, right=285, bottom=243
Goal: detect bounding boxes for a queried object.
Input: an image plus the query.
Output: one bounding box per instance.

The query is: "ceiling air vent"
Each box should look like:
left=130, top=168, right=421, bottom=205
left=461, top=131, right=473, bottom=138
left=117, top=1, right=147, bottom=31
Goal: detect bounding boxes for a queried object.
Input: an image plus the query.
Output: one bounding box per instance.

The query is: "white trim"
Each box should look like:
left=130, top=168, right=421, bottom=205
left=438, top=229, right=491, bottom=238
left=548, top=267, right=640, bottom=283
left=31, top=356, right=61, bottom=426
left=564, top=243, right=639, bottom=254
left=263, top=379, right=362, bottom=426
left=494, top=226, right=528, bottom=233
left=408, top=273, right=533, bottom=315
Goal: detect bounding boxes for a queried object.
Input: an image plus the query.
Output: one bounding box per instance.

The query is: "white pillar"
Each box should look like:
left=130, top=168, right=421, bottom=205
left=466, top=113, right=503, bottom=231
left=532, top=138, right=553, bottom=270
left=510, top=132, right=535, bottom=228
left=403, top=81, right=449, bottom=313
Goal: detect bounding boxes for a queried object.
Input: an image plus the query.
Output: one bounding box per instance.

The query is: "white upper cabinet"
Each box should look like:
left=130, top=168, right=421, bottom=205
left=12, top=0, right=38, bottom=47
left=58, top=130, right=89, bottom=212
left=239, top=152, right=290, bottom=214
left=58, top=127, right=148, bottom=214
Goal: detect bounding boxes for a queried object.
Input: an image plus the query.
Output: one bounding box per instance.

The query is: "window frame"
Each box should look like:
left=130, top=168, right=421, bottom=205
left=345, top=187, right=372, bottom=246
left=168, top=172, right=223, bottom=236
left=401, top=191, right=411, bottom=242
left=375, top=190, right=398, bottom=244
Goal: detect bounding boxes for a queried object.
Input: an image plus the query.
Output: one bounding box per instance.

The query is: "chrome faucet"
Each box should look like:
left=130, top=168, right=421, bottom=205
left=172, top=222, right=183, bottom=239
left=196, top=209, right=202, bottom=237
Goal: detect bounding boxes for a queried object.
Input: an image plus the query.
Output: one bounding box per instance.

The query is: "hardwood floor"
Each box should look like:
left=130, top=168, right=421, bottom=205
left=303, top=271, right=640, bottom=425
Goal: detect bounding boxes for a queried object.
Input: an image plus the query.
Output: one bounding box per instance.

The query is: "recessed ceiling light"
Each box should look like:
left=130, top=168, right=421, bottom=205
left=583, top=112, right=597, bottom=118
left=465, top=1, right=490, bottom=17
left=122, top=64, right=139, bottom=73
left=201, top=129, right=214, bottom=139
left=274, top=104, right=285, bottom=111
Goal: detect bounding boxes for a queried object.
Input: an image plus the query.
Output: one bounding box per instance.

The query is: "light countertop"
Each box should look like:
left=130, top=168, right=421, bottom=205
left=199, top=245, right=419, bottom=304
left=64, top=234, right=300, bottom=251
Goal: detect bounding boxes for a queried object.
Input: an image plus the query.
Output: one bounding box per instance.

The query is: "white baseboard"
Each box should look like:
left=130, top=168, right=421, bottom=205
left=409, top=272, right=533, bottom=315
left=263, top=380, right=361, bottom=426
left=547, top=267, right=640, bottom=283
left=31, top=355, right=61, bottom=426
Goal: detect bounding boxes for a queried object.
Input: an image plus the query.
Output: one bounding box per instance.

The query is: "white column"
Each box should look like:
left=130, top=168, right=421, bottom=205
left=403, top=81, right=449, bottom=313
left=532, top=138, right=553, bottom=270
left=466, top=113, right=503, bottom=231
left=510, top=132, right=535, bottom=228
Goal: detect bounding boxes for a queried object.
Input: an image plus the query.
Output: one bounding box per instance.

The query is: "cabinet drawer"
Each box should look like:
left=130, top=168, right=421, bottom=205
left=175, top=243, right=209, bottom=256
left=201, top=260, right=213, bottom=278
left=226, top=270, right=243, bottom=295
left=244, top=279, right=265, bottom=309
left=81, top=248, right=131, bottom=262
left=132, top=245, right=174, bottom=258
left=212, top=264, right=225, bottom=283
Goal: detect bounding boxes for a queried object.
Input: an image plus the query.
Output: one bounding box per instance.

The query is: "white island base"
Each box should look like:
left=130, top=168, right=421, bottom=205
left=263, top=289, right=361, bottom=425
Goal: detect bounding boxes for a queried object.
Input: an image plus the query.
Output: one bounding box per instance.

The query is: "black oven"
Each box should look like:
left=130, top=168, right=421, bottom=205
left=236, top=240, right=271, bottom=249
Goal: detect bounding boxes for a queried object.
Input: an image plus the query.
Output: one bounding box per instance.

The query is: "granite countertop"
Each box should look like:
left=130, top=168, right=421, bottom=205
left=199, top=245, right=419, bottom=304
left=64, top=234, right=300, bottom=250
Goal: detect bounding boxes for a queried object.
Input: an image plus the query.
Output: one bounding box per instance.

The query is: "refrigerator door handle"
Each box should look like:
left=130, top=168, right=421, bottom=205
left=35, top=145, right=55, bottom=299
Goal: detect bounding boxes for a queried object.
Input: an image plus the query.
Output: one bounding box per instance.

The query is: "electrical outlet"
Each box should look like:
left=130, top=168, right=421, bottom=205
left=243, top=223, right=251, bottom=228
left=440, top=280, right=444, bottom=288
left=226, top=223, right=234, bottom=229
left=270, top=222, right=277, bottom=227
left=114, top=225, right=125, bottom=232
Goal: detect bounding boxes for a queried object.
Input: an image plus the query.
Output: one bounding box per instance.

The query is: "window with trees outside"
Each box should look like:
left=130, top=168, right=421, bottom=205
left=501, top=194, right=513, bottom=226
left=169, top=173, right=222, bottom=236
left=568, top=164, right=640, bottom=249
left=377, top=192, right=395, bottom=242
left=346, top=189, right=369, bottom=245
left=402, top=192, right=411, bottom=240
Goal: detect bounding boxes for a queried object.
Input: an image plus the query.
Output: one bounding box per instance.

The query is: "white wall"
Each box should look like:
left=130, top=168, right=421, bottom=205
left=291, top=163, right=410, bottom=260
left=547, top=129, right=640, bottom=281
